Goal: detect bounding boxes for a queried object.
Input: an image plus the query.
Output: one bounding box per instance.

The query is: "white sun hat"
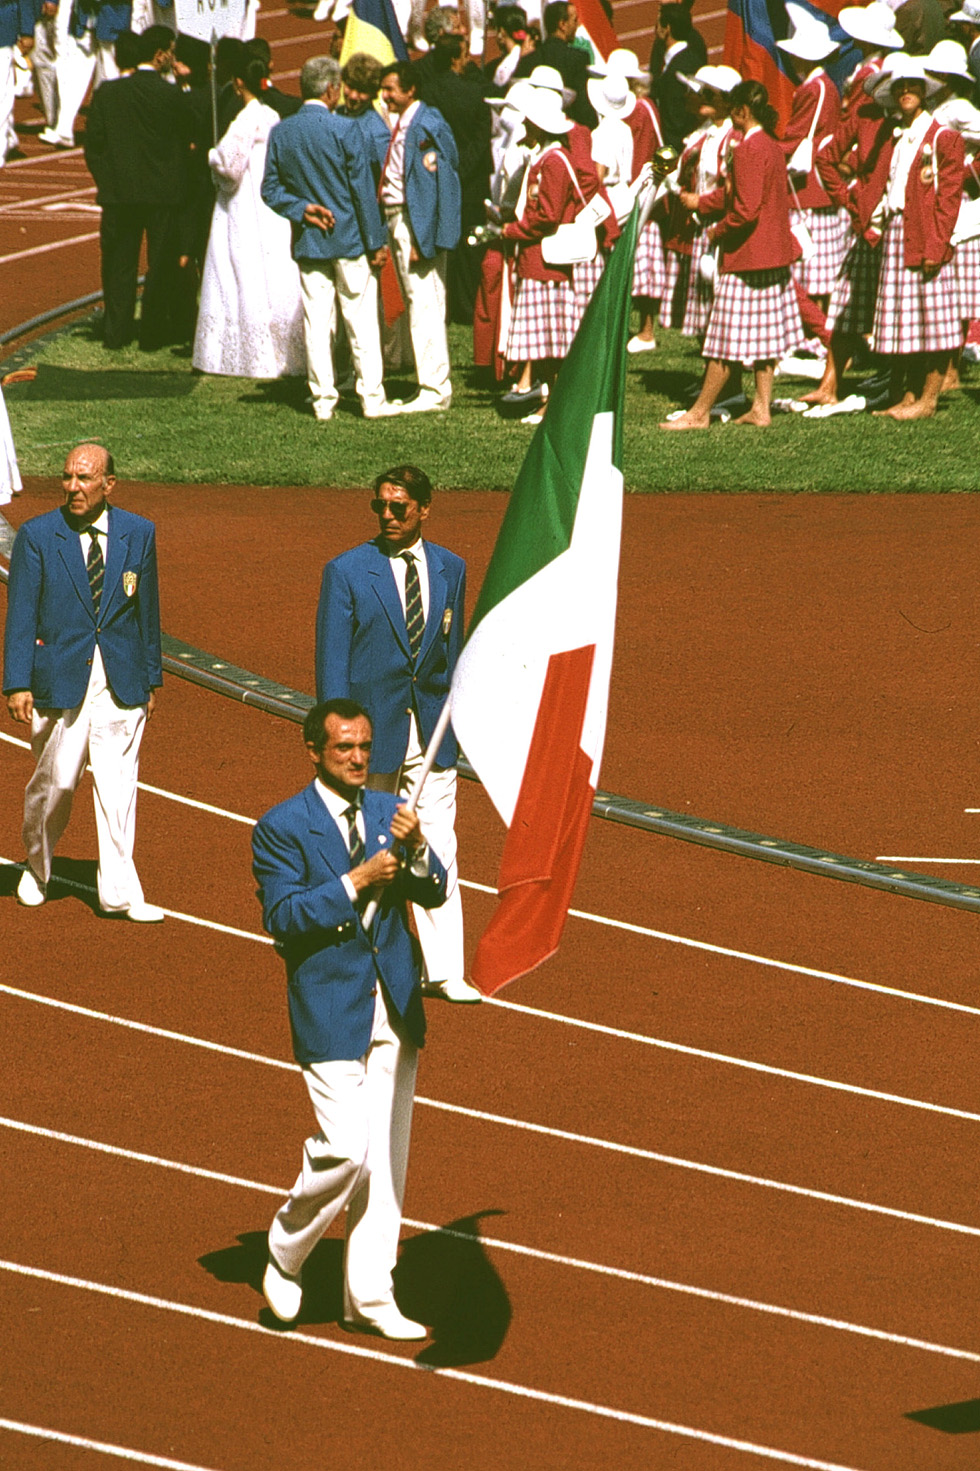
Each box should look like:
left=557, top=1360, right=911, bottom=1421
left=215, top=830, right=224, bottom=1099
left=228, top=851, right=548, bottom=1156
left=588, top=46, right=649, bottom=80
left=777, top=2, right=841, bottom=61
left=587, top=70, right=637, bottom=118
left=514, top=83, right=573, bottom=134
left=526, top=63, right=576, bottom=109
left=867, top=51, right=941, bottom=102
left=837, top=2, right=905, bottom=49
left=949, top=0, right=980, bottom=22
left=682, top=63, right=742, bottom=94
left=924, top=37, right=974, bottom=82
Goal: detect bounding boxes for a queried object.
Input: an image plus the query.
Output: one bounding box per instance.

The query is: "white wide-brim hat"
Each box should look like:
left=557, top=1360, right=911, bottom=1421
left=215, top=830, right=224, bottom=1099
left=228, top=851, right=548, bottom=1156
left=777, top=1, right=841, bottom=60
left=526, top=63, right=576, bottom=109
left=515, top=84, right=573, bottom=134
left=949, top=0, right=980, bottom=22
left=682, top=62, right=742, bottom=95
left=587, top=72, right=637, bottom=117
left=588, top=46, right=649, bottom=81
left=837, top=2, right=905, bottom=49
left=924, top=37, right=973, bottom=81
left=867, top=52, right=942, bottom=101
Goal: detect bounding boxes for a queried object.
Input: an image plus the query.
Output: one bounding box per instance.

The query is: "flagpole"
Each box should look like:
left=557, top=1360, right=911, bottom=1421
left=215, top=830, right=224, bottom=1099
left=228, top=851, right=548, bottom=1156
left=359, top=694, right=454, bottom=929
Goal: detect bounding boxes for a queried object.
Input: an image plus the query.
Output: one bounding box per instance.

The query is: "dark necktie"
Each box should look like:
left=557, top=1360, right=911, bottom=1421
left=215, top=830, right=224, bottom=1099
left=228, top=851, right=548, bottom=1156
left=401, top=552, right=424, bottom=661
left=344, top=804, right=365, bottom=868
left=86, top=528, right=104, bottom=612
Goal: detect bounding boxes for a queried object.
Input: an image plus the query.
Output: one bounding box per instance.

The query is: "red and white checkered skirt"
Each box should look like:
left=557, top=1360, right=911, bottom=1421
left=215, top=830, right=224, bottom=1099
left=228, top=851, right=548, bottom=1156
left=632, top=218, right=666, bottom=299
left=953, top=235, right=980, bottom=322
left=871, top=215, right=962, bottom=355
left=790, top=206, right=850, bottom=298
left=702, top=267, right=805, bottom=365
left=825, top=233, right=880, bottom=336
left=660, top=248, right=690, bottom=329
left=681, top=230, right=714, bottom=337
left=574, top=254, right=606, bottom=317
left=506, top=277, right=580, bottom=362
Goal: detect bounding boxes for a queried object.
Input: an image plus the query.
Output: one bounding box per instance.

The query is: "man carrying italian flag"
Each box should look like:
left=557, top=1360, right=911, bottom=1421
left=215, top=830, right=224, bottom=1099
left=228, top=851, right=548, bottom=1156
left=451, top=208, right=639, bottom=994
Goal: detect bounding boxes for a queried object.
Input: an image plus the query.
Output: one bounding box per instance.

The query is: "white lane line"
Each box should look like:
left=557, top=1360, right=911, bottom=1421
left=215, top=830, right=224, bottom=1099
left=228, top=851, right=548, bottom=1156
left=3, top=728, right=975, bottom=1021
left=6, top=1113, right=979, bottom=1365
left=269, top=27, right=333, bottom=46
left=0, top=230, right=99, bottom=265
left=3, top=982, right=980, bottom=1239
left=0, top=183, right=95, bottom=213
left=0, top=148, right=84, bottom=167
left=0, top=1260, right=866, bottom=1470
left=876, top=857, right=980, bottom=865
left=0, top=1419, right=219, bottom=1471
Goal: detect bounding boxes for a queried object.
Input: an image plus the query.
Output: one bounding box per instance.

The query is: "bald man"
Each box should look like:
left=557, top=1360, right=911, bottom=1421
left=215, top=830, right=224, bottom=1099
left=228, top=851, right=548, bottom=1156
left=3, top=443, right=164, bottom=920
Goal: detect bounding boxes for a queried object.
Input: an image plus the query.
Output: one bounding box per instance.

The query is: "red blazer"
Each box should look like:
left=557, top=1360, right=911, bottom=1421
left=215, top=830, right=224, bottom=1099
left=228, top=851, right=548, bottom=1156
left=841, top=58, right=882, bottom=117
left=664, top=125, right=737, bottom=253
left=781, top=70, right=841, bottom=209
left=900, top=118, right=965, bottom=268
left=816, top=98, right=894, bottom=236
left=709, top=127, right=801, bottom=273
left=568, top=120, right=621, bottom=249
left=504, top=144, right=579, bottom=281
left=626, top=96, right=663, bottom=181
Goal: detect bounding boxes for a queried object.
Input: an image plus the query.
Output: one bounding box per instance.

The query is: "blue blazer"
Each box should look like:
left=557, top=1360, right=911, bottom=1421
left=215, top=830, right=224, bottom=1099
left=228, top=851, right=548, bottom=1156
left=252, top=784, right=446, bottom=1064
left=3, top=505, right=162, bottom=709
left=0, top=0, right=39, bottom=46
left=315, top=538, right=465, bottom=774
left=339, top=103, right=391, bottom=189
left=69, top=0, right=132, bottom=43
left=261, top=102, right=387, bottom=262
left=401, top=102, right=461, bottom=259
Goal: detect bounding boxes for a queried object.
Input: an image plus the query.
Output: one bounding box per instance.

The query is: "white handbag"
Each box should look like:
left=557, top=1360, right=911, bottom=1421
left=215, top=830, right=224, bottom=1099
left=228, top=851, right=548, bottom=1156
left=787, top=79, right=823, bottom=180
left=787, top=176, right=815, bottom=262
left=540, top=149, right=607, bottom=266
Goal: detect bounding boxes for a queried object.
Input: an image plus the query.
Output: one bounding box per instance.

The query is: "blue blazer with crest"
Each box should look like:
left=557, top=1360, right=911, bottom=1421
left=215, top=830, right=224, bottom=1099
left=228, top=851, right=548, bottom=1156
left=314, top=538, right=465, bottom=774
left=252, top=783, right=446, bottom=1064
left=261, top=101, right=387, bottom=262
left=400, top=102, right=462, bottom=259
left=3, top=505, right=162, bottom=709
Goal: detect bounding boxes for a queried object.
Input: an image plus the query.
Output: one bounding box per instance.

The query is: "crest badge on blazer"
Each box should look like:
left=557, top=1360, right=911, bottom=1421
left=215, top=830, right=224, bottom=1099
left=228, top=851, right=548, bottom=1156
left=123, top=571, right=138, bottom=598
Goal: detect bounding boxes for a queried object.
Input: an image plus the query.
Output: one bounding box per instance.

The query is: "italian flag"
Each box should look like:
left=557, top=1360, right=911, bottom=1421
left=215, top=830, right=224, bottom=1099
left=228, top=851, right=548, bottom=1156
left=451, top=209, right=638, bottom=994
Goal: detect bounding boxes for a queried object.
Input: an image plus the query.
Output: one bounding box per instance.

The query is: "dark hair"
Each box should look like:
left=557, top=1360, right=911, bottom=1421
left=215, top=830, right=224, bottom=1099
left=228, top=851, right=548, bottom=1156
left=729, top=78, right=779, bottom=134
left=342, top=51, right=383, bottom=94
left=139, top=25, right=175, bottom=63
left=372, top=463, right=433, bottom=507
left=175, top=32, right=210, bottom=85
left=495, top=5, right=528, bottom=37
left=433, top=32, right=465, bottom=69
left=215, top=35, right=246, bottom=84
left=380, top=58, right=418, bottom=93
left=659, top=3, right=694, bottom=40
left=246, top=35, right=272, bottom=65
left=543, top=1, right=569, bottom=36
left=113, top=28, right=140, bottom=70
left=304, top=700, right=373, bottom=751
left=234, top=55, right=269, bottom=92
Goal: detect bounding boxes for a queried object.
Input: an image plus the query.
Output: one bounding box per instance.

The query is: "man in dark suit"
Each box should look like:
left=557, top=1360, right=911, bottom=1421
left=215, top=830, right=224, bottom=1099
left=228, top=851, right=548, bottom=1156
left=3, top=442, right=163, bottom=921
left=262, top=54, right=399, bottom=421
left=315, top=464, right=479, bottom=1005
left=514, top=1, right=597, bottom=128
left=649, top=2, right=708, bottom=150
left=253, top=700, right=447, bottom=1337
left=84, top=24, right=191, bottom=349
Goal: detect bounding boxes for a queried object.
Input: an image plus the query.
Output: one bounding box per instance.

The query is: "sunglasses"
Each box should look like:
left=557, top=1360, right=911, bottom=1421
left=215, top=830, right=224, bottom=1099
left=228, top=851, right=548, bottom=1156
left=370, top=498, right=412, bottom=519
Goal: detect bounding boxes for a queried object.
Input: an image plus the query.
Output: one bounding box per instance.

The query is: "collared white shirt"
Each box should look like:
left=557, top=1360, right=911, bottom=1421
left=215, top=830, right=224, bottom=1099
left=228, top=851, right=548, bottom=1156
left=884, top=108, right=933, bottom=215
left=315, top=779, right=366, bottom=904
left=385, top=536, right=430, bottom=623
left=698, top=116, right=734, bottom=191
left=663, top=39, right=686, bottom=68
left=380, top=100, right=421, bottom=207
left=79, top=506, right=109, bottom=563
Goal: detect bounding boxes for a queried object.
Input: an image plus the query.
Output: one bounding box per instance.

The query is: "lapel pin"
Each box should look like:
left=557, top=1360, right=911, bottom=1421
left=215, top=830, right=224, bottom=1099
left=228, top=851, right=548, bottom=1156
left=442, top=608, right=452, bottom=636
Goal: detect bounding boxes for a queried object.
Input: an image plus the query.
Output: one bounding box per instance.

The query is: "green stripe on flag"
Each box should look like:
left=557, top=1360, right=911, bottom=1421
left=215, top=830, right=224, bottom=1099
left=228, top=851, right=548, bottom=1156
left=466, top=207, right=639, bottom=642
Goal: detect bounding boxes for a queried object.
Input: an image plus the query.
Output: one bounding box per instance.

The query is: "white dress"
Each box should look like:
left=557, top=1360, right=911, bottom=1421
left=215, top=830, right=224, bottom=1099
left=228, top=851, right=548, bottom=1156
left=193, top=98, right=305, bottom=379
left=0, top=383, right=21, bottom=506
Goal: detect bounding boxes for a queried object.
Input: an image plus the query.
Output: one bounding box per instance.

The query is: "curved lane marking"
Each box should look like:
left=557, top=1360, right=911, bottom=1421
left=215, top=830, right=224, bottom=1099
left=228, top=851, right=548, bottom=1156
left=0, top=1420, right=218, bottom=1471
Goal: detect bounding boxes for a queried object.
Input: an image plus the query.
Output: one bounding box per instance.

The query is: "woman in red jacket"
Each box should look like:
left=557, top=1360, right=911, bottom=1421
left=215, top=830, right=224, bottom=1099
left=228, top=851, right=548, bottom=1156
left=661, top=79, right=805, bottom=430
left=867, top=56, right=965, bottom=419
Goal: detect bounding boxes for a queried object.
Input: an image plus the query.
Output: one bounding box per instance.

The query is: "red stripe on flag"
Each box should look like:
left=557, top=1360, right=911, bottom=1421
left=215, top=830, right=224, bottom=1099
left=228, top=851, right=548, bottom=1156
left=380, top=252, right=405, bottom=327
left=575, top=0, right=617, bottom=61
left=472, top=645, right=596, bottom=994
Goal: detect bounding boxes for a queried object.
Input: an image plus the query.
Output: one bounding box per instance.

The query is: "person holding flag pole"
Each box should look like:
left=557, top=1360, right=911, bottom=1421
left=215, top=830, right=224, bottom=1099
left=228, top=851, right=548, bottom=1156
left=366, top=196, right=645, bottom=993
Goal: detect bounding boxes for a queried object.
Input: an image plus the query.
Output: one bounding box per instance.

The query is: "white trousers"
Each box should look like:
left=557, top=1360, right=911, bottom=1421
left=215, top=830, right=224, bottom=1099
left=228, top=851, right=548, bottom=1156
left=0, top=48, right=16, bottom=162
left=385, top=205, right=452, bottom=407
left=299, top=255, right=387, bottom=419
left=53, top=31, right=117, bottom=145
left=32, top=16, right=59, bottom=127
left=368, top=718, right=464, bottom=986
left=268, top=988, right=418, bottom=1321
left=25, top=647, right=147, bottom=911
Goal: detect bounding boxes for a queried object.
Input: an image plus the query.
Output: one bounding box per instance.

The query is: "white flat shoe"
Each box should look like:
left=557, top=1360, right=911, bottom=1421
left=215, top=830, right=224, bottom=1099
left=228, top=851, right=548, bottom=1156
left=263, top=1257, right=303, bottom=1322
left=343, top=1305, right=427, bottom=1340
left=17, top=867, right=46, bottom=907
left=626, top=335, right=657, bottom=354
left=122, top=902, right=165, bottom=923
left=421, top=978, right=483, bottom=1004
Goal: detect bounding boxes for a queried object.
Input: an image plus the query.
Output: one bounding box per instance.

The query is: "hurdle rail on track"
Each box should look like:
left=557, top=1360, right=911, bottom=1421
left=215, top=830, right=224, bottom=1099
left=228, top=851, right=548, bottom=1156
left=2, top=520, right=980, bottom=916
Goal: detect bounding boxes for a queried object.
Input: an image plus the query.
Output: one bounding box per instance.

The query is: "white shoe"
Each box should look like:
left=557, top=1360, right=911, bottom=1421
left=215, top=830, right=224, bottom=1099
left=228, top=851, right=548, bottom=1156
left=626, top=335, right=657, bottom=354
left=312, top=0, right=331, bottom=19
left=391, top=394, right=450, bottom=414
left=17, top=867, right=46, bottom=907
left=520, top=410, right=544, bottom=425
left=123, top=902, right=165, bottom=923
left=421, top=977, right=483, bottom=1004
left=362, top=400, right=403, bottom=419
left=343, top=1304, right=427, bottom=1340
left=38, top=128, right=72, bottom=147
left=263, top=1257, right=303, bottom=1322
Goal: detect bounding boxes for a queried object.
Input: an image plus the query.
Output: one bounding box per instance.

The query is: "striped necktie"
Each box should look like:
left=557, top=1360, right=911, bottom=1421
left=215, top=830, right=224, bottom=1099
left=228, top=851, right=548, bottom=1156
left=401, top=551, right=424, bottom=661
left=344, top=804, right=365, bottom=868
left=86, top=527, right=104, bottom=612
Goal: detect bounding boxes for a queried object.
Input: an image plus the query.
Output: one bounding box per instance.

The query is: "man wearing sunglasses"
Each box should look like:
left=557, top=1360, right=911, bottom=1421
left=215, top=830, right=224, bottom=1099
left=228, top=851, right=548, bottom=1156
left=315, top=464, right=480, bottom=1004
